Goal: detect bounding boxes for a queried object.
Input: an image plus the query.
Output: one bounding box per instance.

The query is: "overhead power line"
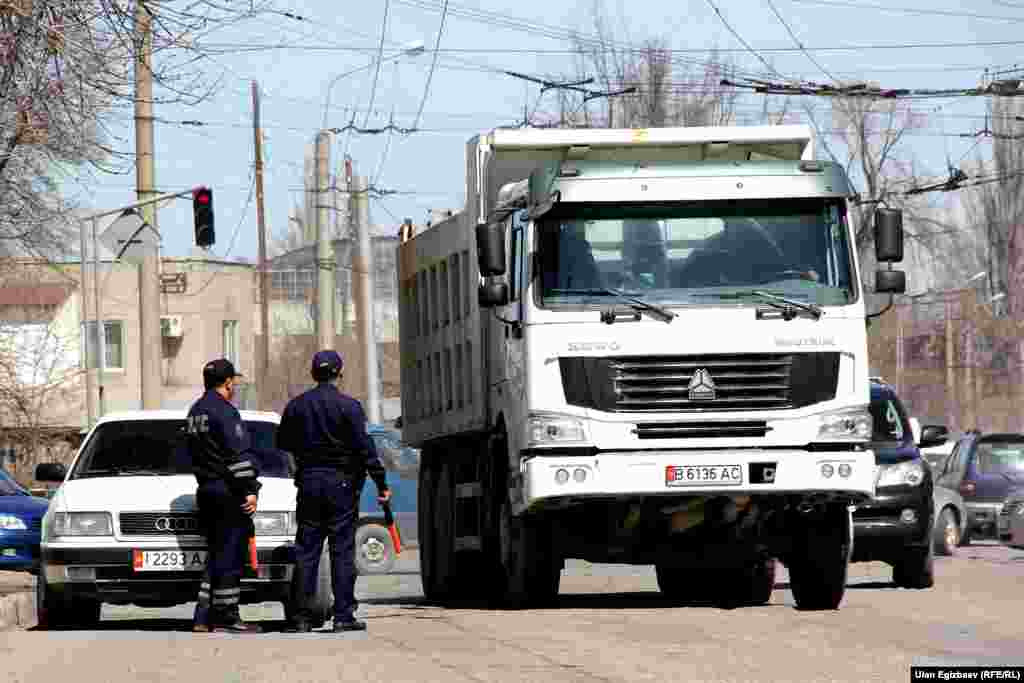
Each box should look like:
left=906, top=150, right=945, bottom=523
left=704, top=0, right=789, bottom=81
left=789, top=0, right=1024, bottom=23
left=411, top=0, right=450, bottom=132
left=765, top=0, right=839, bottom=83
left=721, top=77, right=1024, bottom=98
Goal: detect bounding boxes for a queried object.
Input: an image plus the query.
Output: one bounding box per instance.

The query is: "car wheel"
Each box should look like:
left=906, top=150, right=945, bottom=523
left=958, top=524, right=971, bottom=547
left=355, top=523, right=396, bottom=575
left=893, top=547, right=934, bottom=589
left=933, top=508, right=959, bottom=557
left=36, top=569, right=101, bottom=629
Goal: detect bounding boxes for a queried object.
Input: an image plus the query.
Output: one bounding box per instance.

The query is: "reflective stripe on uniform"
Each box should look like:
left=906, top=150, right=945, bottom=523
left=213, top=587, right=240, bottom=596
left=228, top=461, right=253, bottom=471
left=233, top=469, right=255, bottom=479
left=212, top=596, right=239, bottom=606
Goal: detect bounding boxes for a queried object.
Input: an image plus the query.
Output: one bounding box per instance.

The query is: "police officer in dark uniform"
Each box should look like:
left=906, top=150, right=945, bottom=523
left=187, top=358, right=262, bottom=634
left=278, top=350, right=390, bottom=633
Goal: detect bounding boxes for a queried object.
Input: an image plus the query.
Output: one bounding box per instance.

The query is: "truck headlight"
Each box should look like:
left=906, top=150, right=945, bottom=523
left=876, top=461, right=925, bottom=488
left=252, top=512, right=290, bottom=536
left=817, top=408, right=872, bottom=442
left=52, top=512, right=113, bottom=537
left=0, top=515, right=28, bottom=531
left=527, top=414, right=589, bottom=446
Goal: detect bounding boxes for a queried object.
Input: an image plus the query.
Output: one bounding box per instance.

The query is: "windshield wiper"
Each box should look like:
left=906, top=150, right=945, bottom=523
left=704, top=290, right=823, bottom=320
left=548, top=288, right=676, bottom=324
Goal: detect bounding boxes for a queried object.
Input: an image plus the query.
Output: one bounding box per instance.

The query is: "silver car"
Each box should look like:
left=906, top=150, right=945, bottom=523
left=998, top=488, right=1024, bottom=549
left=911, top=419, right=968, bottom=556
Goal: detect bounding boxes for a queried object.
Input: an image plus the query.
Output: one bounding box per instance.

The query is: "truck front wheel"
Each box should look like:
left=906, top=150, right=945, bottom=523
left=501, top=504, right=560, bottom=609
left=716, top=558, right=776, bottom=608
left=787, top=505, right=852, bottom=611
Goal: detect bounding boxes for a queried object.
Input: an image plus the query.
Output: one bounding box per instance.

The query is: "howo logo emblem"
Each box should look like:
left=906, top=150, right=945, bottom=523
left=688, top=368, right=716, bottom=401
left=155, top=516, right=199, bottom=533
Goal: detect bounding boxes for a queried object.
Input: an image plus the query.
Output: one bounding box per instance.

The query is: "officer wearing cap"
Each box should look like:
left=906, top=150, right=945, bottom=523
left=187, top=358, right=261, bottom=634
left=278, top=350, right=390, bottom=633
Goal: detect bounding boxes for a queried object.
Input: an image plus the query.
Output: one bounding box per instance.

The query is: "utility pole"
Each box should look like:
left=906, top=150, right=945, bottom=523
left=314, top=131, right=335, bottom=350
left=78, top=223, right=96, bottom=428
left=135, top=0, right=161, bottom=410
left=351, top=174, right=380, bottom=423
left=252, top=81, right=270, bottom=407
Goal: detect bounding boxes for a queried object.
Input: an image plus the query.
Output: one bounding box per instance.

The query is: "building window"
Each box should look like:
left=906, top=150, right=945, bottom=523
left=222, top=320, right=239, bottom=366
left=82, top=320, right=124, bottom=370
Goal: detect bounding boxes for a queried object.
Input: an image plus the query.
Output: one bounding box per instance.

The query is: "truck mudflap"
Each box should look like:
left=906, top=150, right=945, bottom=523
left=522, top=449, right=875, bottom=507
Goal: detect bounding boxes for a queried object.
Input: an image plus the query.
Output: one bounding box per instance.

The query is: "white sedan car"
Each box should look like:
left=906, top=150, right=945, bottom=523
left=33, top=410, right=334, bottom=628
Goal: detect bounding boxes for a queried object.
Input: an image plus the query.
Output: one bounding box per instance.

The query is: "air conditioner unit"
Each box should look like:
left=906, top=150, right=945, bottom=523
left=160, top=315, right=183, bottom=338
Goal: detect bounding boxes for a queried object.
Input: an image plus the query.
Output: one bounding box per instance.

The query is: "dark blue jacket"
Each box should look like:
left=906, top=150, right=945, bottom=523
left=187, top=389, right=262, bottom=497
left=277, top=383, right=389, bottom=492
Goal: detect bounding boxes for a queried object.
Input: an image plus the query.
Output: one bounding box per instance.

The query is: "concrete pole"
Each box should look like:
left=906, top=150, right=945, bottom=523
left=314, top=131, right=335, bottom=350
left=252, top=81, right=270, bottom=408
left=92, top=218, right=106, bottom=417
left=78, top=221, right=96, bottom=428
left=351, top=175, right=380, bottom=422
left=135, top=0, right=161, bottom=410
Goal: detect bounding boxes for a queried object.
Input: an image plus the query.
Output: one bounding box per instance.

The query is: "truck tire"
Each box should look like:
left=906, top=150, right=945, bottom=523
left=418, top=462, right=439, bottom=601
left=892, top=547, right=934, bottom=589
left=36, top=571, right=101, bottom=629
left=502, top=505, right=560, bottom=609
left=283, top=546, right=332, bottom=628
left=716, top=558, right=777, bottom=609
left=654, top=566, right=711, bottom=605
left=355, top=523, right=396, bottom=575
left=432, top=459, right=458, bottom=602
left=933, top=507, right=959, bottom=557
left=788, top=505, right=851, bottom=611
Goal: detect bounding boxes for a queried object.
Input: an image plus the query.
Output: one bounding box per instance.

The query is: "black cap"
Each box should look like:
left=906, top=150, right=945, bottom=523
left=203, top=358, right=242, bottom=386
left=311, top=350, right=343, bottom=376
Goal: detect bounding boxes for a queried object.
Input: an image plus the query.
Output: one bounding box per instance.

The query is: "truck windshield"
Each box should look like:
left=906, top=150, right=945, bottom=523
left=538, top=198, right=855, bottom=308
left=70, top=419, right=292, bottom=479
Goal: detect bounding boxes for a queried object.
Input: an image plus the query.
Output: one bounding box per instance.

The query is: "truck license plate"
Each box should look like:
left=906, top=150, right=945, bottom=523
left=133, top=550, right=207, bottom=572
left=666, top=465, right=743, bottom=487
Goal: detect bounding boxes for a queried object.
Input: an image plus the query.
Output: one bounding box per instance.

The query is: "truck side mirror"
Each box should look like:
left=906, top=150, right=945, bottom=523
left=478, top=281, right=509, bottom=308
left=475, top=223, right=506, bottom=277
left=875, top=268, right=906, bottom=294
left=874, top=208, right=904, bottom=263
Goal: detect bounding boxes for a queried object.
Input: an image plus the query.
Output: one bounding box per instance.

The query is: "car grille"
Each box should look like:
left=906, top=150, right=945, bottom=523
left=28, top=519, right=42, bottom=532
left=560, top=353, right=839, bottom=413
left=119, top=512, right=202, bottom=536
left=1000, top=501, right=1021, bottom=518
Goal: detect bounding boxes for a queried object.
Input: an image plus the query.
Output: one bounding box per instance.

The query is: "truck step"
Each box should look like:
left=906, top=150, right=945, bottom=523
left=454, top=535, right=482, bottom=551
left=455, top=482, right=483, bottom=498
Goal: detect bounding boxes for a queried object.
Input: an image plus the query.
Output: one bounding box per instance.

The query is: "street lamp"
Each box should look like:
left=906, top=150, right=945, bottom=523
left=320, top=40, right=426, bottom=130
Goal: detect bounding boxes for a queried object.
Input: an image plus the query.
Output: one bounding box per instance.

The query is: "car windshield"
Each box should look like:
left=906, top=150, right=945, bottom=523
left=538, top=198, right=855, bottom=308
left=869, top=398, right=906, bottom=443
left=0, top=471, right=28, bottom=496
left=70, top=419, right=291, bottom=478
left=975, top=441, right=1024, bottom=474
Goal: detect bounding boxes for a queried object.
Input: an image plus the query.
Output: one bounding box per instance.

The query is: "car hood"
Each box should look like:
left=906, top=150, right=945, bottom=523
left=53, top=475, right=297, bottom=514
left=0, top=494, right=49, bottom=518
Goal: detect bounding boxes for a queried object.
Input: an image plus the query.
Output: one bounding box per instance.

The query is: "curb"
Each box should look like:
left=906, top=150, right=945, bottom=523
left=0, top=586, right=37, bottom=631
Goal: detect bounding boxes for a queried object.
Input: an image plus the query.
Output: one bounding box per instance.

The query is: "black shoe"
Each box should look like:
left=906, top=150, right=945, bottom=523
left=212, top=620, right=262, bottom=634
left=333, top=619, right=366, bottom=633
left=284, top=620, right=312, bottom=633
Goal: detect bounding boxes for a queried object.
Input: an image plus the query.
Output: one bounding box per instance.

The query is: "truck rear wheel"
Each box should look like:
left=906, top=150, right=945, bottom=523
left=655, top=566, right=711, bottom=604
left=431, top=458, right=459, bottom=603
left=787, top=505, right=851, bottom=611
left=418, top=462, right=439, bottom=602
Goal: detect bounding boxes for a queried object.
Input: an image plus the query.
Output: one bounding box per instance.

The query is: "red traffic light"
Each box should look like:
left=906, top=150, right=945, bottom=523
left=193, top=188, right=211, bottom=205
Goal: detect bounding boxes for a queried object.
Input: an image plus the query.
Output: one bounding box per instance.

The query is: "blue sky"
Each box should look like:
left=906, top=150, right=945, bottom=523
left=64, top=0, right=1023, bottom=262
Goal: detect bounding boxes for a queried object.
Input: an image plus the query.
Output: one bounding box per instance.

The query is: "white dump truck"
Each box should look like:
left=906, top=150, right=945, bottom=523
left=397, top=125, right=906, bottom=610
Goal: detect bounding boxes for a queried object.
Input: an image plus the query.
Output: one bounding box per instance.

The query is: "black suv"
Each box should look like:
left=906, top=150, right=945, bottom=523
left=851, top=379, right=943, bottom=589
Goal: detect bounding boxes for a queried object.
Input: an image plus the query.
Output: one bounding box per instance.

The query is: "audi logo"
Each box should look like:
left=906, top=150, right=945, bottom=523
left=154, top=516, right=199, bottom=532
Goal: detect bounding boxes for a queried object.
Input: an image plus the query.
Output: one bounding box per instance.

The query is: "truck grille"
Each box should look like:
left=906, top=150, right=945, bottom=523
left=634, top=421, right=769, bottom=439
left=119, top=512, right=202, bottom=536
left=560, top=353, right=839, bottom=413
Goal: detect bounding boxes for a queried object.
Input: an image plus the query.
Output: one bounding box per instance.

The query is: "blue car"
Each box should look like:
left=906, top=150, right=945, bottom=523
left=355, top=426, right=419, bottom=575
left=0, top=469, right=49, bottom=572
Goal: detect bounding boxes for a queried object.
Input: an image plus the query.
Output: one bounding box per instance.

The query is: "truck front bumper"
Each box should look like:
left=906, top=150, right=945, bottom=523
left=522, top=448, right=875, bottom=508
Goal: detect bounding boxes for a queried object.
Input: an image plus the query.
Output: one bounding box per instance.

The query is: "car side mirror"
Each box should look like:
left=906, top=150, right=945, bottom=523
left=35, top=463, right=66, bottom=483
left=919, top=425, right=950, bottom=449
left=874, top=208, right=904, bottom=263
left=475, top=223, right=507, bottom=277
left=876, top=268, right=906, bottom=294
left=478, top=281, right=509, bottom=308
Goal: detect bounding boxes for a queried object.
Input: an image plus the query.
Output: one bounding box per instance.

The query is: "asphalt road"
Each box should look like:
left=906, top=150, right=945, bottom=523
left=4, top=543, right=1024, bottom=683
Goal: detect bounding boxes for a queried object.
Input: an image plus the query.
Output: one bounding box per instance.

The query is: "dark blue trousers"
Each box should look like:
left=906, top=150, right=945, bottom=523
left=291, top=468, right=358, bottom=623
left=193, top=480, right=249, bottom=626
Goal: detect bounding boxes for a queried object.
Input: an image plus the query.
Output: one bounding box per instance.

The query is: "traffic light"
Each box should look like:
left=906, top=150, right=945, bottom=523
left=193, top=187, right=214, bottom=248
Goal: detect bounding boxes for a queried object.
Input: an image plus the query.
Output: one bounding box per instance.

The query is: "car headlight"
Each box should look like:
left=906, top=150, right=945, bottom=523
left=252, top=512, right=291, bottom=536
left=52, top=512, right=113, bottom=537
left=817, top=408, right=872, bottom=442
left=0, top=515, right=28, bottom=531
left=876, top=461, right=925, bottom=488
left=527, top=413, right=589, bottom=446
